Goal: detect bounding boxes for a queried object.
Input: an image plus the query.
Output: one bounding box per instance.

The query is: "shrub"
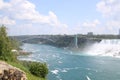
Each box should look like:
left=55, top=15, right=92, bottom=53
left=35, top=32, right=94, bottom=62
left=29, top=62, right=48, bottom=78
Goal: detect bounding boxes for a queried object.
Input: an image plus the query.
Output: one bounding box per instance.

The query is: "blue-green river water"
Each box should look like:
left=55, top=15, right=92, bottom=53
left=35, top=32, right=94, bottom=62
left=18, top=43, right=120, bottom=80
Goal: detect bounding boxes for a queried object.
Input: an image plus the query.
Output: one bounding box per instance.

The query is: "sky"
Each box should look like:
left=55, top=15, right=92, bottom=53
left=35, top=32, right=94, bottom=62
left=0, top=0, right=120, bottom=35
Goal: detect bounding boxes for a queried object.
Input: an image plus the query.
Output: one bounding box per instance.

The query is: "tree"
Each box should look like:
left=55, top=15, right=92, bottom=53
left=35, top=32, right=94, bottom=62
left=0, top=25, right=16, bottom=61
left=29, top=62, right=48, bottom=78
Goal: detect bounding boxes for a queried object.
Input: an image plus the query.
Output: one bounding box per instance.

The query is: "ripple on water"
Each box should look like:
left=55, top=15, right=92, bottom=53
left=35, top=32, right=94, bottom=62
left=61, top=69, right=67, bottom=73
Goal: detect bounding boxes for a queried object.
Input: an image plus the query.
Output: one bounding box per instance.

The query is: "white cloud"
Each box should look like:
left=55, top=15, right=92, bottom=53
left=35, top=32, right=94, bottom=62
left=106, top=20, right=120, bottom=28
left=0, top=16, right=15, bottom=25
left=82, top=19, right=100, bottom=27
left=72, top=19, right=102, bottom=34
left=106, top=20, right=120, bottom=31
left=72, top=0, right=120, bottom=34
left=0, top=0, right=67, bottom=28
left=96, top=0, right=120, bottom=18
left=8, top=23, right=69, bottom=35
left=0, top=0, right=11, bottom=9
left=96, top=0, right=120, bottom=34
left=96, top=0, right=112, bottom=17
left=1, top=0, right=120, bottom=35
left=0, top=0, right=68, bottom=35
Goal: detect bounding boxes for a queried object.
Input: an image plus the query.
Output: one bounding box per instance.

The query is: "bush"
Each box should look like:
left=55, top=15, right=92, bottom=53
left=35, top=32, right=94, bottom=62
left=29, top=62, right=48, bottom=78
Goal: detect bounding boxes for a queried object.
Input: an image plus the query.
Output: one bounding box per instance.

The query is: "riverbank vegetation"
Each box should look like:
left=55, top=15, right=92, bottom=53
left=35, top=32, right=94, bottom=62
left=0, top=25, right=48, bottom=80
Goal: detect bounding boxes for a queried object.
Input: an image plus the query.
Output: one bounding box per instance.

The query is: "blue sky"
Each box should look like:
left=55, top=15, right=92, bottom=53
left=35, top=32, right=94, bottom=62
left=0, top=0, right=120, bottom=35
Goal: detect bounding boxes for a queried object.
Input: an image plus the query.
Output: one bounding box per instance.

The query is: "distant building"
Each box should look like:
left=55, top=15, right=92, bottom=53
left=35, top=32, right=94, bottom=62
left=87, top=32, right=93, bottom=36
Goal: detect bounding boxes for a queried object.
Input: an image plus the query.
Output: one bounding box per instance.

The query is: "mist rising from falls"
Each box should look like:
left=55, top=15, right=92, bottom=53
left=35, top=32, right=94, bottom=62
left=86, top=39, right=120, bottom=58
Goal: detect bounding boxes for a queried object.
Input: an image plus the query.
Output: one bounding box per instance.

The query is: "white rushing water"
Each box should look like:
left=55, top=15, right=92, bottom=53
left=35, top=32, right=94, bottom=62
left=86, top=75, right=91, bottom=80
left=86, top=39, right=120, bottom=58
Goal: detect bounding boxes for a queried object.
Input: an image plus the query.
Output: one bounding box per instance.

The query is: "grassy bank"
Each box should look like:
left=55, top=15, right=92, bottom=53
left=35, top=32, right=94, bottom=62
left=7, top=61, right=46, bottom=80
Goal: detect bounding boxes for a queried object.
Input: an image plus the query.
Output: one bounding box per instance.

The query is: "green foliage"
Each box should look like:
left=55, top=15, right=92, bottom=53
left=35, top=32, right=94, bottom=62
left=9, top=38, right=20, bottom=50
left=21, top=61, right=48, bottom=78
left=29, top=62, right=48, bottom=78
left=7, top=61, right=46, bottom=80
left=0, top=25, right=48, bottom=80
left=0, top=25, right=17, bottom=61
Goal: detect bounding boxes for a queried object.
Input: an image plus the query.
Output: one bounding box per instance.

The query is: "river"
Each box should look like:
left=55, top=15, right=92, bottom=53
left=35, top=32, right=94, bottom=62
left=18, top=43, right=120, bottom=80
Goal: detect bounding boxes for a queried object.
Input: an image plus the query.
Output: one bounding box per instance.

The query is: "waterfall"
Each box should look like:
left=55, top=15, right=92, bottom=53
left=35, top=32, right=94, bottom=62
left=86, top=39, right=120, bottom=58
left=74, top=35, right=78, bottom=48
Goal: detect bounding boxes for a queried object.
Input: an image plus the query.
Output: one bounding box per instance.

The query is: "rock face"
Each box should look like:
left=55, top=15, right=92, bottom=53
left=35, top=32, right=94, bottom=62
left=0, top=61, right=27, bottom=80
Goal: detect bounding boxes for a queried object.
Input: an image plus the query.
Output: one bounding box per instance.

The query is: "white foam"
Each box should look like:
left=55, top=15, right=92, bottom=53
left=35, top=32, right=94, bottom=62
left=61, top=69, right=67, bottom=72
left=51, top=70, right=59, bottom=74
left=86, top=39, right=120, bottom=58
left=58, top=61, right=62, bottom=63
left=86, top=75, right=91, bottom=80
left=56, top=75, right=62, bottom=80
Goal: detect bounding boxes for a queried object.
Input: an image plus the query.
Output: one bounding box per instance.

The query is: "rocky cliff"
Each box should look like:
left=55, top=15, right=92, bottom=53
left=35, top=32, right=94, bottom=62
left=0, top=61, right=27, bottom=80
